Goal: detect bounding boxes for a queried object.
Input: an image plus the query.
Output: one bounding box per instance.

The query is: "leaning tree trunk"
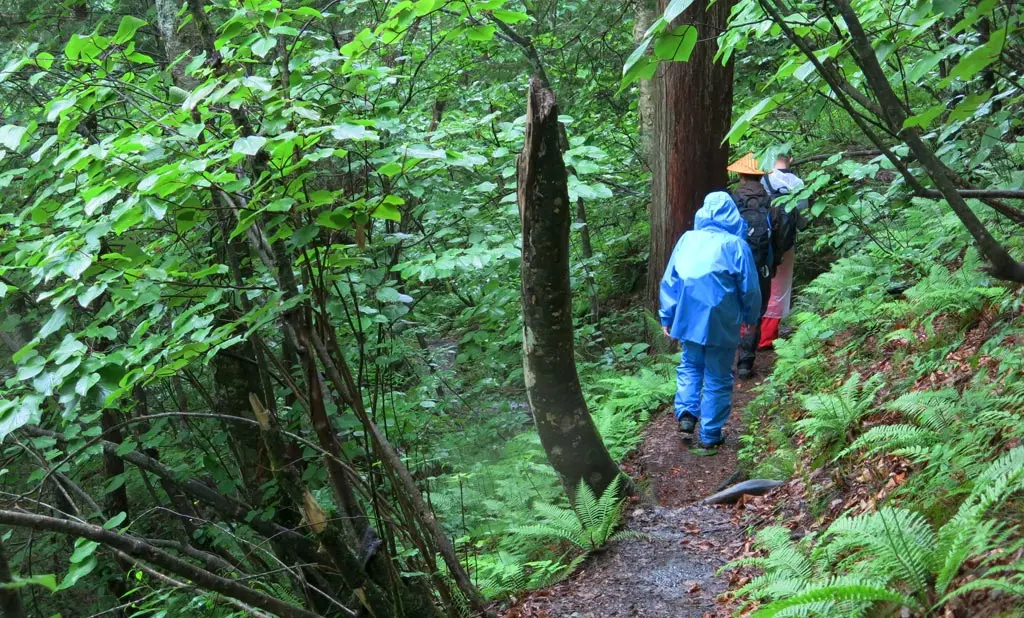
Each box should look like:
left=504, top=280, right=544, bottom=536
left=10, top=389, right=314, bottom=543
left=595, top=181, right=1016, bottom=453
left=518, top=79, right=622, bottom=500
left=647, top=0, right=735, bottom=307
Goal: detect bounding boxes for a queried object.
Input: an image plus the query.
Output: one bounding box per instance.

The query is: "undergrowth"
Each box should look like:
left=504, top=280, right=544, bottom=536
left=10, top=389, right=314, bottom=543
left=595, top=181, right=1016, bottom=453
left=423, top=352, right=675, bottom=600
left=732, top=205, right=1024, bottom=616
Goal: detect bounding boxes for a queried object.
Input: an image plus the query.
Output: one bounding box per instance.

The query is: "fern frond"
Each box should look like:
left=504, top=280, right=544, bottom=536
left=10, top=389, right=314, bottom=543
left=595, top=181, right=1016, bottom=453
left=751, top=579, right=915, bottom=618
left=573, top=477, right=602, bottom=531
left=820, top=508, right=936, bottom=594
left=837, top=424, right=937, bottom=460
left=939, top=577, right=1024, bottom=605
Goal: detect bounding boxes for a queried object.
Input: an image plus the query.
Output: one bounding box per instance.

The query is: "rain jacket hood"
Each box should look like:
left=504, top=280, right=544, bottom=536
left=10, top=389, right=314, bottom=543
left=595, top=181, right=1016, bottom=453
left=695, top=191, right=746, bottom=237
left=658, top=192, right=761, bottom=348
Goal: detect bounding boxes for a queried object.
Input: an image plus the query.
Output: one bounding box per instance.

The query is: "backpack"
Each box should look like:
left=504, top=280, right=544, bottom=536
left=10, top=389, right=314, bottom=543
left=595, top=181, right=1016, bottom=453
left=762, top=177, right=799, bottom=260
left=731, top=189, right=774, bottom=277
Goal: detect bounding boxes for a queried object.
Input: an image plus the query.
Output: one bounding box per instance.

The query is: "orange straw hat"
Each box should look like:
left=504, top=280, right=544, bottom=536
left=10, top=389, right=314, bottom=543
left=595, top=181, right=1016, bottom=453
left=727, top=152, right=769, bottom=176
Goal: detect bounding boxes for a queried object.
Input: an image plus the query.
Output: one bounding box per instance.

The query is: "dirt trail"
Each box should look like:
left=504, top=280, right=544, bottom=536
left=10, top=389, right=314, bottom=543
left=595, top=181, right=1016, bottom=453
left=504, top=352, right=775, bottom=618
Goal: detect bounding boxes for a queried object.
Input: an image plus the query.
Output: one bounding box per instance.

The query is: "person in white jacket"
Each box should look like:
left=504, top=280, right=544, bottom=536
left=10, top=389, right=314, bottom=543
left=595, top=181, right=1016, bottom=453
left=758, top=154, right=807, bottom=349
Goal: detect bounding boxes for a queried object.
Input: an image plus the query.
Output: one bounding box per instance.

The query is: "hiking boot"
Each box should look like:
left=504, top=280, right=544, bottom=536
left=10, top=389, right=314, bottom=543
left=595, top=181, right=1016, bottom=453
left=737, top=365, right=754, bottom=380
left=696, top=438, right=724, bottom=450
left=678, top=413, right=697, bottom=434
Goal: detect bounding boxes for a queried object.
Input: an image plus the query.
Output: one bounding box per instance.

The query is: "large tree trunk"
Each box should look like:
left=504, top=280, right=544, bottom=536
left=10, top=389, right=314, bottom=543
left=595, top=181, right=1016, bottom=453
left=647, top=0, right=735, bottom=307
left=519, top=79, right=622, bottom=500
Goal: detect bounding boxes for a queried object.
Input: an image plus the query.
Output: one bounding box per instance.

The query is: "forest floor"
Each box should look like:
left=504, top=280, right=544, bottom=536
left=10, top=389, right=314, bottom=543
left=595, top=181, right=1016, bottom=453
left=503, top=352, right=776, bottom=618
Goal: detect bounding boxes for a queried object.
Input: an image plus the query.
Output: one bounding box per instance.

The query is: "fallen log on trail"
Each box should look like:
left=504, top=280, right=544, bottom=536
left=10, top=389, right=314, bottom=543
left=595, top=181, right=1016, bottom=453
left=701, top=479, right=785, bottom=505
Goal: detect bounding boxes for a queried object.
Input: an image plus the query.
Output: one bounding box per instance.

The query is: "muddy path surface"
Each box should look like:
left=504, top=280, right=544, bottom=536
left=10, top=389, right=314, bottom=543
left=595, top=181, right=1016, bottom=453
left=504, top=352, right=775, bottom=618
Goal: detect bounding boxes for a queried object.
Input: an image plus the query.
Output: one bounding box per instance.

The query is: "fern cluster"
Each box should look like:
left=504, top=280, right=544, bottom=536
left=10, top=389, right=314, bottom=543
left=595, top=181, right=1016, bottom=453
left=794, top=372, right=883, bottom=458
left=467, top=475, right=639, bottom=601
left=511, top=475, right=638, bottom=552
left=420, top=360, right=669, bottom=602
left=726, top=448, right=1024, bottom=617
left=733, top=205, right=1024, bottom=615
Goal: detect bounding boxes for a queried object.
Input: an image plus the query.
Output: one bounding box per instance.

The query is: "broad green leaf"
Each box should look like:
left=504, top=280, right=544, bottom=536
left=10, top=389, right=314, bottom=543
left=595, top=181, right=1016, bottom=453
left=378, top=161, right=402, bottom=177
left=465, top=26, right=496, bottom=42
left=63, top=252, right=93, bottom=280
left=663, top=0, right=696, bottom=22
left=103, top=512, right=127, bottom=530
left=317, top=208, right=350, bottom=230
left=183, top=81, right=218, bottom=110
left=233, top=136, right=267, bottom=156
left=373, top=201, right=402, bottom=222
left=945, top=25, right=1007, bottom=83
left=903, top=103, right=944, bottom=130
left=403, top=144, right=445, bottom=159
left=376, top=287, right=413, bottom=303
left=39, top=306, right=70, bottom=339
left=58, top=540, right=99, bottom=591
left=333, top=124, right=376, bottom=141
left=620, top=37, right=656, bottom=90
left=36, top=52, right=54, bottom=70
left=0, top=395, right=42, bottom=443
left=52, top=335, right=86, bottom=364
left=933, top=0, right=961, bottom=15
left=950, top=0, right=996, bottom=36
left=144, top=197, right=168, bottom=221
left=266, top=197, right=296, bottom=212
left=84, top=187, right=118, bottom=216
left=0, top=125, right=27, bottom=150
left=64, top=35, right=88, bottom=61
left=75, top=282, right=105, bottom=306
left=793, top=60, right=817, bottom=81
left=414, top=0, right=443, bottom=15
left=75, top=373, right=101, bottom=397
left=950, top=93, right=990, bottom=122
left=113, top=16, right=147, bottom=44
left=252, top=36, right=278, bottom=58
left=653, top=25, right=697, bottom=62
left=492, top=9, right=529, bottom=23
left=0, top=574, right=57, bottom=592
left=724, top=95, right=780, bottom=145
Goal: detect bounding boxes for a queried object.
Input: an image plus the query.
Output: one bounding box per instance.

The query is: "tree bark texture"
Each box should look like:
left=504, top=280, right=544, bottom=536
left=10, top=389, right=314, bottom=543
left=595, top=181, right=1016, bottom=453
left=647, top=0, right=735, bottom=307
left=634, top=0, right=658, bottom=163
left=518, top=79, right=622, bottom=500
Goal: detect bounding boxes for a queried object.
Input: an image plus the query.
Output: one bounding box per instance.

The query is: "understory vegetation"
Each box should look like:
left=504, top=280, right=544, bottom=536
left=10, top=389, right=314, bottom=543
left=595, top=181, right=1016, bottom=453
left=732, top=203, right=1024, bottom=616
left=2, top=0, right=1024, bottom=616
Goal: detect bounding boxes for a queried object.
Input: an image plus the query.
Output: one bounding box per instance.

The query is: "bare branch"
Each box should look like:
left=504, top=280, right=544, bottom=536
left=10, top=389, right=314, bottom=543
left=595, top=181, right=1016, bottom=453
left=0, top=510, right=322, bottom=618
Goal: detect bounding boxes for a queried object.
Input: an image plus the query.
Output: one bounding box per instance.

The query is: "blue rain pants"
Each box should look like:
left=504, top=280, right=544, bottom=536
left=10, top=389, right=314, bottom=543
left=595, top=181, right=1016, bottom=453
left=674, top=341, right=736, bottom=444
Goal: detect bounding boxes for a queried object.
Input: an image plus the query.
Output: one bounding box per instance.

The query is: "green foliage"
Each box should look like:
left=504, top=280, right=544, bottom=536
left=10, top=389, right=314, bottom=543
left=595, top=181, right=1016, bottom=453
left=729, top=449, right=1024, bottom=616
left=734, top=161, right=1024, bottom=615
left=424, top=359, right=669, bottom=600
left=0, top=0, right=656, bottom=614
left=511, top=475, right=637, bottom=553
left=794, top=372, right=883, bottom=458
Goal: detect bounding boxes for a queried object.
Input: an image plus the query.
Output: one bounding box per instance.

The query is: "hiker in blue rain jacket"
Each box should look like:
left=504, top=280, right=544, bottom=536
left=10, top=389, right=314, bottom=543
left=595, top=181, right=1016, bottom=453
left=659, top=192, right=762, bottom=450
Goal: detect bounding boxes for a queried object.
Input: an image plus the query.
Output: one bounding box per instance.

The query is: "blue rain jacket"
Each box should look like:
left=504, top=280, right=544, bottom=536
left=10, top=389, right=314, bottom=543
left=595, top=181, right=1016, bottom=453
left=659, top=192, right=762, bottom=348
